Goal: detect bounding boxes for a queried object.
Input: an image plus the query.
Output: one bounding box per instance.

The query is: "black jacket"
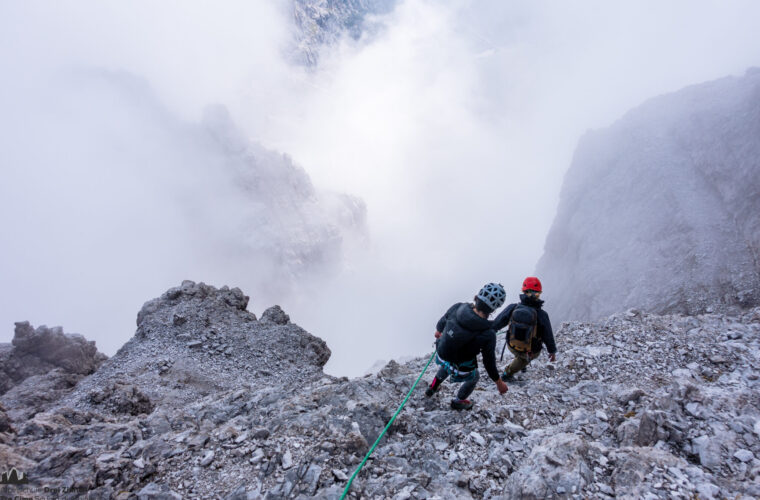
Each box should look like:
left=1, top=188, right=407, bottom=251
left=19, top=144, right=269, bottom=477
left=492, top=294, right=557, bottom=354
left=435, top=302, right=500, bottom=381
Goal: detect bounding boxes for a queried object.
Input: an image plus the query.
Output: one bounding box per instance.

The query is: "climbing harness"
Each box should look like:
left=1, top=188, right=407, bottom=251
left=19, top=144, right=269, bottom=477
left=340, top=351, right=435, bottom=499
left=434, top=354, right=478, bottom=382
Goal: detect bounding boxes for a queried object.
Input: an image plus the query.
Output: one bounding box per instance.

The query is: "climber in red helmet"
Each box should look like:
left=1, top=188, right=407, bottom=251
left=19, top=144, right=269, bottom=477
left=492, top=277, right=557, bottom=381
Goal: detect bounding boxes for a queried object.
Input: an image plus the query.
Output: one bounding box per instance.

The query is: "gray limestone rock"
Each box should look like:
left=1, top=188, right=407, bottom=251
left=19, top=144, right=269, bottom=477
left=537, top=68, right=760, bottom=322
left=88, top=382, right=154, bottom=416
left=503, top=433, right=595, bottom=497
left=11, top=322, right=107, bottom=375
left=0, top=283, right=756, bottom=498
left=2, top=369, right=83, bottom=421
left=0, top=323, right=107, bottom=433
left=0, top=323, right=107, bottom=401
left=200, top=450, right=215, bottom=467
left=261, top=305, right=290, bottom=325
left=610, top=447, right=690, bottom=499
left=0, top=403, right=12, bottom=433
left=617, top=388, right=646, bottom=405
left=136, top=482, right=182, bottom=500
left=734, top=449, right=754, bottom=462
left=636, top=411, right=668, bottom=446
left=693, top=435, right=723, bottom=471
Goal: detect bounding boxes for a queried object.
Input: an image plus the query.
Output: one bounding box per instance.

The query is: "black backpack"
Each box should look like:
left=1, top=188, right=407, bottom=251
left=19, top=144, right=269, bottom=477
left=501, top=304, right=538, bottom=359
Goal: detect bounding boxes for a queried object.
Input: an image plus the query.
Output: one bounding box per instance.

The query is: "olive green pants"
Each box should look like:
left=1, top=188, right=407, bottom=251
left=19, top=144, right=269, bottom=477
left=504, top=345, right=538, bottom=376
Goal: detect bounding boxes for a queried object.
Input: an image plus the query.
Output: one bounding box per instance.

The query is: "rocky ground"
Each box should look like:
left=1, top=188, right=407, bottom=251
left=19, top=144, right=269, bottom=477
left=0, top=282, right=759, bottom=499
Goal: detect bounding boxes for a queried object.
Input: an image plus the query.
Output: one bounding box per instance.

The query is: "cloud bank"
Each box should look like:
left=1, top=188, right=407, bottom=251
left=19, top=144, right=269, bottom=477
left=1, top=0, right=759, bottom=375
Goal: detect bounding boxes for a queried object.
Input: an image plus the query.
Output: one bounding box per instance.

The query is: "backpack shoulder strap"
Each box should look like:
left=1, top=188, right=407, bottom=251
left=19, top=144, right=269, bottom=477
left=524, top=306, right=539, bottom=345
left=530, top=310, right=539, bottom=338
left=498, top=304, right=517, bottom=361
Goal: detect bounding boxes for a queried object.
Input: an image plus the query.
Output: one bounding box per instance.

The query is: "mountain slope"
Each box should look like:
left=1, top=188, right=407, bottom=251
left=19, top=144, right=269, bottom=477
left=537, top=68, right=760, bottom=323
left=0, top=283, right=758, bottom=498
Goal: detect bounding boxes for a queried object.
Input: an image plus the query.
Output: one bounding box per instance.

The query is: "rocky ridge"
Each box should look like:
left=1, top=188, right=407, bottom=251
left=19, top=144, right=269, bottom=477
left=0, top=283, right=758, bottom=499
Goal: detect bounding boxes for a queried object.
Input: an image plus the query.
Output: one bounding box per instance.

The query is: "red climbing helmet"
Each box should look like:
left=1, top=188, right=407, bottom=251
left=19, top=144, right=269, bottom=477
left=522, top=277, right=542, bottom=293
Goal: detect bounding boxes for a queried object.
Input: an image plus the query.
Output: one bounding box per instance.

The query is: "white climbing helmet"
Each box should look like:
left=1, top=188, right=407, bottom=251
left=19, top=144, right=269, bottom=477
left=477, top=282, right=506, bottom=311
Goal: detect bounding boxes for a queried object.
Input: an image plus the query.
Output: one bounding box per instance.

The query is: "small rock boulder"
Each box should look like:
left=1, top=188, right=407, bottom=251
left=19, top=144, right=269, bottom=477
left=503, top=433, right=595, bottom=498
left=89, top=382, right=154, bottom=416
left=261, top=305, right=290, bottom=325
left=136, top=482, right=182, bottom=500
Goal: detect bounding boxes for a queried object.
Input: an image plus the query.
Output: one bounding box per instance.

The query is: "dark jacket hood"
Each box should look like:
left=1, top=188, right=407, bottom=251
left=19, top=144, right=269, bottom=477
left=519, top=294, right=544, bottom=309
left=455, top=303, right=492, bottom=331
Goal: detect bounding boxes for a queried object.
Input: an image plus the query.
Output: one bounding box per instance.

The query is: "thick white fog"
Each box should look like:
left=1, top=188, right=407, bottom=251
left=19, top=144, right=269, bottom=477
left=2, top=1, right=759, bottom=376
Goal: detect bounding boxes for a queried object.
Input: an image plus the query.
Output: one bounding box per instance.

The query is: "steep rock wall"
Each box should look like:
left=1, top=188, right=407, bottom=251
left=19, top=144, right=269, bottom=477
left=537, top=68, right=760, bottom=322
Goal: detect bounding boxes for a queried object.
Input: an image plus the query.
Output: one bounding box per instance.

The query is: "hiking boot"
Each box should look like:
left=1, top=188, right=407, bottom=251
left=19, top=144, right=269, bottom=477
left=500, top=372, right=514, bottom=382
left=425, top=377, right=442, bottom=397
left=450, top=399, right=474, bottom=410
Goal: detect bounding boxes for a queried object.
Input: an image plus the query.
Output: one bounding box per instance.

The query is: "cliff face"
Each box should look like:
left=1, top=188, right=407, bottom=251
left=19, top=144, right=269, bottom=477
left=537, top=68, right=760, bottom=323
left=292, top=0, right=397, bottom=65
left=0, top=283, right=758, bottom=498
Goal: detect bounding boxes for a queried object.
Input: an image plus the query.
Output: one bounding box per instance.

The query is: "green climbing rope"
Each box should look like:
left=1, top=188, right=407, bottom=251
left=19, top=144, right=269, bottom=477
left=340, top=331, right=509, bottom=498
left=340, top=350, right=436, bottom=499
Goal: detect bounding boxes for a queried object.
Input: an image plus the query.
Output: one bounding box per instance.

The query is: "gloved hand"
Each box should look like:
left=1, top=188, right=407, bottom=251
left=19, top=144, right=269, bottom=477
left=434, top=330, right=442, bottom=339
left=496, top=378, right=508, bottom=394
left=549, top=353, right=556, bottom=362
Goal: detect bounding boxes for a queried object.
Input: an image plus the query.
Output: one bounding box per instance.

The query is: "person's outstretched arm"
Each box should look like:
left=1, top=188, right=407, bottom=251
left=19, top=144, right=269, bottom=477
left=492, top=304, right=516, bottom=331
left=540, top=310, right=557, bottom=361
left=482, top=331, right=508, bottom=394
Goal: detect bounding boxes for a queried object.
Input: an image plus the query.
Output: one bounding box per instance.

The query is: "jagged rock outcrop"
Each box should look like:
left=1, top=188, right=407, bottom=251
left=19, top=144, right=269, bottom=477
left=63, top=280, right=331, bottom=413
left=0, top=323, right=107, bottom=422
left=292, top=0, right=397, bottom=65
left=537, top=68, right=760, bottom=323
left=260, top=305, right=290, bottom=325
left=10, top=321, right=107, bottom=376
left=0, top=282, right=757, bottom=498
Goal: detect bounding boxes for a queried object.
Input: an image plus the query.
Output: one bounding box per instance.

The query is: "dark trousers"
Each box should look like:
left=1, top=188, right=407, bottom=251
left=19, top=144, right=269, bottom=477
left=503, top=345, right=538, bottom=376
